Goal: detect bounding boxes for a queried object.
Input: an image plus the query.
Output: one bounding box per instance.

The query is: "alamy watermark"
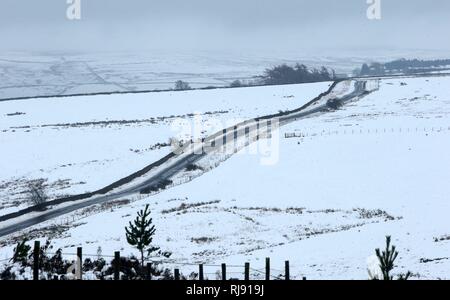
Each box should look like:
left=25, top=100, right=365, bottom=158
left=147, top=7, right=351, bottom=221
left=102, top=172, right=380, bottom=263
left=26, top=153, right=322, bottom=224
left=66, top=256, right=82, bottom=279
left=64, top=1, right=380, bottom=22
left=66, top=0, right=81, bottom=20
left=367, top=0, right=382, bottom=20
left=169, top=113, right=280, bottom=166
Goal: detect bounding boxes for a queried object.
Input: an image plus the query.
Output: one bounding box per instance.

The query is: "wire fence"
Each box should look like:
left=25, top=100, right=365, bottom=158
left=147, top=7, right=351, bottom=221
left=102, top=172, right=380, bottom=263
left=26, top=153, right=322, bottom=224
left=0, top=245, right=307, bottom=280
left=285, top=125, right=450, bottom=139
left=0, top=257, right=12, bottom=263
left=0, top=231, right=314, bottom=280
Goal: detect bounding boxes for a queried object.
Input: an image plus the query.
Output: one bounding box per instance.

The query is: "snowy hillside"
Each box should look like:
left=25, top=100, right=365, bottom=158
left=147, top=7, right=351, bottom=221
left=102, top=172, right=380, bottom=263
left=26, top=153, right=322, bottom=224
left=0, top=81, right=331, bottom=214
left=1, top=75, right=450, bottom=279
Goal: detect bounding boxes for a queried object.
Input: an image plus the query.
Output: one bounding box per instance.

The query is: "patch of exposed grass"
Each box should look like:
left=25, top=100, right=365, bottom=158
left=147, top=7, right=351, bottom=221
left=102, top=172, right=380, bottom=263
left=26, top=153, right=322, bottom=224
left=433, top=234, right=450, bottom=243
left=353, top=208, right=396, bottom=221
left=190, top=237, right=218, bottom=244
left=161, top=200, right=221, bottom=214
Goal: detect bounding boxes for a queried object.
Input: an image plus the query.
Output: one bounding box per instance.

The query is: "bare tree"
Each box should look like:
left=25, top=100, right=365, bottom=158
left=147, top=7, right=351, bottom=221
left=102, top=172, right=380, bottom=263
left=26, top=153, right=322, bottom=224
left=27, top=179, right=48, bottom=206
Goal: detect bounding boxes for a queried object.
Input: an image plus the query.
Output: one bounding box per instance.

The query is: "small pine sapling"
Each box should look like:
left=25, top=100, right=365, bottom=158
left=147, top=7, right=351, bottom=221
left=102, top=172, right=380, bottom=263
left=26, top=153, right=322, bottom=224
left=371, top=236, right=412, bottom=280
left=125, top=204, right=159, bottom=268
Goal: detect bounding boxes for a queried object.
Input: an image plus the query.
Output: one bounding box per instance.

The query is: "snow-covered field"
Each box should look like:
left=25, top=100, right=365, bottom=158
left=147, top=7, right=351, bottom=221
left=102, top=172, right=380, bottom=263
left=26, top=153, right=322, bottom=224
left=1, top=75, right=450, bottom=279
left=0, top=81, right=331, bottom=214
left=2, top=49, right=448, bottom=99
left=0, top=51, right=350, bottom=99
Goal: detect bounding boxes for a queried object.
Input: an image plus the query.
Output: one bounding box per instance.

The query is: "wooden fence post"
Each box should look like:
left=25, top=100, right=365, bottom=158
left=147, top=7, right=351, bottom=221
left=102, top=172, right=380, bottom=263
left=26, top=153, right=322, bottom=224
left=265, top=257, right=270, bottom=280
left=174, top=268, right=180, bottom=280
left=114, top=251, right=120, bottom=280
left=221, top=263, right=226, bottom=281
left=244, top=262, right=250, bottom=280
left=33, top=241, right=40, bottom=280
left=146, top=262, right=152, bottom=280
left=285, top=261, right=290, bottom=280
left=77, top=247, right=83, bottom=280
left=284, top=260, right=291, bottom=280
left=199, top=264, right=204, bottom=281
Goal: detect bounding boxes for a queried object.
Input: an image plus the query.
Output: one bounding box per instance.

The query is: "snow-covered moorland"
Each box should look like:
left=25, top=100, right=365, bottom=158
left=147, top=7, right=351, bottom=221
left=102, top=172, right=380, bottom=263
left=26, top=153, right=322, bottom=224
left=0, top=81, right=330, bottom=214
left=1, top=75, right=450, bottom=279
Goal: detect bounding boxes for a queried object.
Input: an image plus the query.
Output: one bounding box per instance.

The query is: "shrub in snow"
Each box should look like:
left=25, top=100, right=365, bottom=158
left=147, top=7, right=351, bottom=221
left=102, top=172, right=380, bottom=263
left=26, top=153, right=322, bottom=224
left=185, top=164, right=203, bottom=172
left=0, top=239, right=174, bottom=280
left=27, top=179, right=48, bottom=207
left=11, top=239, right=31, bottom=264
left=174, top=80, right=191, bottom=91
left=230, top=80, right=243, bottom=88
left=140, top=179, right=173, bottom=194
left=326, top=98, right=343, bottom=110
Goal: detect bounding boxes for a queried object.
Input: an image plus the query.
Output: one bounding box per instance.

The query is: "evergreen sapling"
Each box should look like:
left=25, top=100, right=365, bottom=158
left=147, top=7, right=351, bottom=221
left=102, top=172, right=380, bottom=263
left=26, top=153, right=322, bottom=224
left=125, top=204, right=160, bottom=268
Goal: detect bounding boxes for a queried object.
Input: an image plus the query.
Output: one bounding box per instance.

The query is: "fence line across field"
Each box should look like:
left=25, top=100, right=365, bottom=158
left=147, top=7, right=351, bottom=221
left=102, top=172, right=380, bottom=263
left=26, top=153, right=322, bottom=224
left=15, top=241, right=303, bottom=280
left=43, top=251, right=251, bottom=269
left=284, top=125, right=450, bottom=139
left=31, top=252, right=243, bottom=268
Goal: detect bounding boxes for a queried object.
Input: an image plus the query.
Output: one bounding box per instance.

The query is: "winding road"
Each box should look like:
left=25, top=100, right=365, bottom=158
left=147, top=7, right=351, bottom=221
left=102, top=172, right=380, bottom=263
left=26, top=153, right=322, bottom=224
left=0, top=79, right=375, bottom=238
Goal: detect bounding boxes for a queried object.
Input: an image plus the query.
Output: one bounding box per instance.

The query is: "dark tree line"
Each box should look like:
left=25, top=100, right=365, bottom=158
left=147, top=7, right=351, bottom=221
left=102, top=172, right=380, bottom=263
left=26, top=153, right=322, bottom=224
left=385, top=58, right=450, bottom=71
left=358, top=58, right=450, bottom=76
left=262, top=64, right=336, bottom=85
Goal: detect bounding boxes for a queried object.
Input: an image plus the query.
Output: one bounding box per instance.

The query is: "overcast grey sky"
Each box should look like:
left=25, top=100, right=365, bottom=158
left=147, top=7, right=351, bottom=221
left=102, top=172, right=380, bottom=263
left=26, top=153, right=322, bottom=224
left=1, top=0, right=449, bottom=53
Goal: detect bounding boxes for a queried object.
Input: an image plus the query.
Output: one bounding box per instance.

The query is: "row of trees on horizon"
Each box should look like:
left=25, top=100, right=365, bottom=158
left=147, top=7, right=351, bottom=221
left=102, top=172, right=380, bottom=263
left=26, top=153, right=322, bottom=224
left=357, top=58, right=450, bottom=76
